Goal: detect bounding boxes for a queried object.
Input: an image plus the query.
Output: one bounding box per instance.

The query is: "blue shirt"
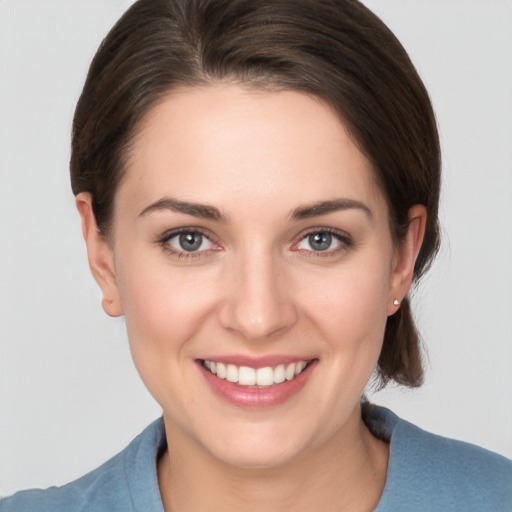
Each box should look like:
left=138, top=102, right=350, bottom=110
left=1, top=405, right=511, bottom=511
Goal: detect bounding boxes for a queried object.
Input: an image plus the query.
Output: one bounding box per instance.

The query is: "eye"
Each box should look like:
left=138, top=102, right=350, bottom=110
left=165, top=230, right=215, bottom=254
left=295, top=230, right=350, bottom=253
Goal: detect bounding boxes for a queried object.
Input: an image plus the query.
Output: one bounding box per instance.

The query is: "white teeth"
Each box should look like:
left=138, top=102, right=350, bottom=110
left=274, top=364, right=286, bottom=384
left=203, top=359, right=310, bottom=387
left=238, top=366, right=256, bottom=386
left=256, top=367, right=274, bottom=386
left=285, top=363, right=296, bottom=381
left=226, top=364, right=238, bottom=383
left=295, top=361, right=306, bottom=375
left=216, top=362, right=226, bottom=379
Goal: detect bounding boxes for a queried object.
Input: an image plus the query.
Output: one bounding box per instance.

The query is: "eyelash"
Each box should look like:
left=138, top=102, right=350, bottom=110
left=156, top=227, right=352, bottom=259
left=291, top=228, right=353, bottom=256
left=157, top=228, right=220, bottom=259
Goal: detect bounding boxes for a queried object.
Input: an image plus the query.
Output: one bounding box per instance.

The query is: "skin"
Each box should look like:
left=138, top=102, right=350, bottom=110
left=77, top=85, right=426, bottom=511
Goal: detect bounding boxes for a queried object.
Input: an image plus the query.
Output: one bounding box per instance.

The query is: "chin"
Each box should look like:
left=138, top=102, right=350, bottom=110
left=214, top=442, right=301, bottom=470
left=199, top=420, right=315, bottom=470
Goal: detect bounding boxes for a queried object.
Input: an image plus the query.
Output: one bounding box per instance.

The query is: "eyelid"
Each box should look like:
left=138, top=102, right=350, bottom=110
left=155, top=226, right=352, bottom=258
left=291, top=227, right=353, bottom=254
left=156, top=227, right=221, bottom=257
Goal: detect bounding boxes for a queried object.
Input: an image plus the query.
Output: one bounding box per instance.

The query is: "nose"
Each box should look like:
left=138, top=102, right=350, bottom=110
left=218, top=249, right=298, bottom=341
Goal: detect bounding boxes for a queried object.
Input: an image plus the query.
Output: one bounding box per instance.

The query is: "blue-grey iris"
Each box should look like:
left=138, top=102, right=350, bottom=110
left=309, top=232, right=332, bottom=251
left=179, top=232, right=203, bottom=251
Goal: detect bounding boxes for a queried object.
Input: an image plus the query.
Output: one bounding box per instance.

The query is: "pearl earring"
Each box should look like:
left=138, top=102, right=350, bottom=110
left=393, top=299, right=400, bottom=306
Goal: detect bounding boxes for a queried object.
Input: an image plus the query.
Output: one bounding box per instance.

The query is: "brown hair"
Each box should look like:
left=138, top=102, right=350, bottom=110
left=71, top=0, right=441, bottom=387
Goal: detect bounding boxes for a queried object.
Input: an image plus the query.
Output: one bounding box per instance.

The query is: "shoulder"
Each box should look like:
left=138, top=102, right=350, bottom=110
left=0, top=418, right=166, bottom=512
left=365, top=404, right=512, bottom=512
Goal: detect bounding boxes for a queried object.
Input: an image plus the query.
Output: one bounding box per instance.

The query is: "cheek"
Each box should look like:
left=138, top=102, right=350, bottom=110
left=300, top=258, right=391, bottom=354
left=115, top=251, right=219, bottom=362
left=115, top=259, right=223, bottom=414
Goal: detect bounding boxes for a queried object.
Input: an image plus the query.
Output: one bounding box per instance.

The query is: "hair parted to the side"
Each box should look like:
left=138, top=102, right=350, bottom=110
left=70, top=0, right=441, bottom=388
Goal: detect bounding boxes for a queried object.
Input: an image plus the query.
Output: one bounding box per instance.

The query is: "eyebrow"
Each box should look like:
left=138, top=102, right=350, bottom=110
left=290, top=198, right=373, bottom=221
left=139, top=196, right=372, bottom=223
left=139, top=197, right=227, bottom=221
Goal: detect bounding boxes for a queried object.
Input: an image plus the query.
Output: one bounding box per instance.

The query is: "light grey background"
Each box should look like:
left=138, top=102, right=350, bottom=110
left=1, top=0, right=511, bottom=496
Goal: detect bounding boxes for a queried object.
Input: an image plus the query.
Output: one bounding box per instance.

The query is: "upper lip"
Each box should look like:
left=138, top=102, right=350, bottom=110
left=197, top=355, right=315, bottom=368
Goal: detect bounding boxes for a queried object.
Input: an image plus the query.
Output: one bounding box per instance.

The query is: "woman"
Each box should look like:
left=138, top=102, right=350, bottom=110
left=1, top=0, right=511, bottom=510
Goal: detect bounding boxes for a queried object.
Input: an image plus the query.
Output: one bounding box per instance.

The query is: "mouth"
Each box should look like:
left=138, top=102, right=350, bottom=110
left=200, top=359, right=311, bottom=387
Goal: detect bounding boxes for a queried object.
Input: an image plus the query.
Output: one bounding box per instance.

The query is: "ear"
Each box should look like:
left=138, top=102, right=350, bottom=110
left=76, top=192, right=123, bottom=317
left=387, top=205, right=427, bottom=316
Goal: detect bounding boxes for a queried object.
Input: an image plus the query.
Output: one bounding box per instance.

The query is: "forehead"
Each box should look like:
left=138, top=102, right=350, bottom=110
left=119, top=84, right=386, bottom=220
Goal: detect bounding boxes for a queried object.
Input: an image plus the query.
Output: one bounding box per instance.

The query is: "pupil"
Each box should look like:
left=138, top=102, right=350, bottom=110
left=309, top=232, right=331, bottom=251
left=179, top=232, right=202, bottom=251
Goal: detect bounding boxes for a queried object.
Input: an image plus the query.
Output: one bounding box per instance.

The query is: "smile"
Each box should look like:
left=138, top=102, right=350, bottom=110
left=202, top=360, right=309, bottom=387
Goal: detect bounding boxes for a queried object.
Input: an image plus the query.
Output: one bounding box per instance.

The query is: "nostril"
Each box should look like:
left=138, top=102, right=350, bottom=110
left=218, top=299, right=297, bottom=341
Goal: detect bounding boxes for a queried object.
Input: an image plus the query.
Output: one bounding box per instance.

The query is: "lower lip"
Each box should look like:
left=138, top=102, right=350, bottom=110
left=198, top=360, right=317, bottom=408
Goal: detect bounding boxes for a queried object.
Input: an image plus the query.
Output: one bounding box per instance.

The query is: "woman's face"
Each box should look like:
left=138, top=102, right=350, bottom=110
left=81, top=85, right=419, bottom=468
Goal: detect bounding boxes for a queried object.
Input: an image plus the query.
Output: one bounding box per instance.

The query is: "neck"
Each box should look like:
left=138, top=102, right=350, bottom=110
left=157, top=406, right=389, bottom=512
